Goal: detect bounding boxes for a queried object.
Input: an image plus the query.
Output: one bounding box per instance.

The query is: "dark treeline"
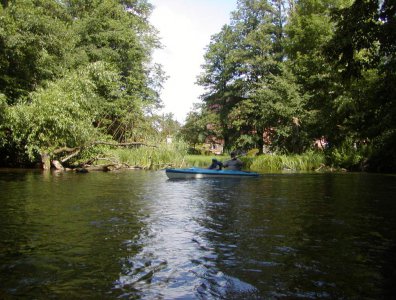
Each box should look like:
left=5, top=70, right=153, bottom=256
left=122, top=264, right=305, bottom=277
left=0, top=0, right=180, bottom=168
left=181, top=0, right=395, bottom=172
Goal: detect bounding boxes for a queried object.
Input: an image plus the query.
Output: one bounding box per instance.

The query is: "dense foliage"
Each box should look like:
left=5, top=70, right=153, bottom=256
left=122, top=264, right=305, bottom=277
left=0, top=0, right=177, bottom=167
left=1, top=0, right=394, bottom=172
left=186, top=0, right=395, bottom=172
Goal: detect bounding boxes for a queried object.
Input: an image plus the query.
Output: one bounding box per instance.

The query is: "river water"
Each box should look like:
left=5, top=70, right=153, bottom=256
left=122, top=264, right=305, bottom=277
left=0, top=169, right=395, bottom=299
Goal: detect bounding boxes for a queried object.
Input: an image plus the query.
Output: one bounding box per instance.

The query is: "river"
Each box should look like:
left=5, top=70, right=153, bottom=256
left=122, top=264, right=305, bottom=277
left=0, top=169, right=395, bottom=299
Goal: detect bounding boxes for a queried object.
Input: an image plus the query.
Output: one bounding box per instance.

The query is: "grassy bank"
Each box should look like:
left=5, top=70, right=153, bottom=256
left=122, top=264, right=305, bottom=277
left=183, top=155, right=229, bottom=168
left=248, top=151, right=325, bottom=172
left=184, top=152, right=326, bottom=172
left=102, top=143, right=187, bottom=169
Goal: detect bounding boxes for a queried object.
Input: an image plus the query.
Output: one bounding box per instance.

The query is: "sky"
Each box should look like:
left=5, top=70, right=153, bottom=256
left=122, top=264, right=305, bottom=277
left=149, top=0, right=237, bottom=123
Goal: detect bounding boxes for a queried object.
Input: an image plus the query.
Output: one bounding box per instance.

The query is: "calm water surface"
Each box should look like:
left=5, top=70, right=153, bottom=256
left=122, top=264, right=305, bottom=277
left=0, top=169, right=395, bottom=299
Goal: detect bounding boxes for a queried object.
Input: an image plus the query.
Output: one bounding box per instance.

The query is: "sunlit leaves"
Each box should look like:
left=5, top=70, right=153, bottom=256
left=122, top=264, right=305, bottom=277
left=0, top=0, right=166, bottom=166
left=70, top=0, right=161, bottom=106
left=197, top=0, right=293, bottom=152
left=0, top=0, right=73, bottom=102
left=5, top=64, right=106, bottom=159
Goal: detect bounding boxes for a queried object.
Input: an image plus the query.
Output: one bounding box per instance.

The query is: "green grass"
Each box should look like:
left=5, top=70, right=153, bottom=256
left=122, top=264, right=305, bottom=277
left=183, top=152, right=325, bottom=172
left=103, top=142, right=188, bottom=169
left=184, top=155, right=229, bottom=168
left=249, top=151, right=325, bottom=172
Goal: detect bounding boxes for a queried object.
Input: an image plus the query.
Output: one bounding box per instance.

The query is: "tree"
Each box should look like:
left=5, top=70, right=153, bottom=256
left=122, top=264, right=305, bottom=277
left=229, top=65, right=307, bottom=153
left=285, top=0, right=354, bottom=145
left=69, top=0, right=161, bottom=105
left=155, top=113, right=181, bottom=139
left=3, top=63, right=119, bottom=165
left=198, top=0, right=290, bottom=152
left=0, top=0, right=73, bottom=103
left=180, top=104, right=222, bottom=152
left=67, top=0, right=165, bottom=142
left=0, top=0, right=166, bottom=167
left=325, top=0, right=396, bottom=171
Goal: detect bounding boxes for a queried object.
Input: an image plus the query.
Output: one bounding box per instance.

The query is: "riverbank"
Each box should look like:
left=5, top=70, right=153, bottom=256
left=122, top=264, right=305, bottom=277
left=0, top=147, right=346, bottom=173
left=99, top=149, right=330, bottom=173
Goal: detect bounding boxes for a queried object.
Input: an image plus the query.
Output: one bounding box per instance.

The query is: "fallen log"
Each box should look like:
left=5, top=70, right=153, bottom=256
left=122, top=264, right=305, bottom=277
left=49, top=141, right=155, bottom=170
left=52, top=160, right=64, bottom=170
left=85, top=164, right=124, bottom=172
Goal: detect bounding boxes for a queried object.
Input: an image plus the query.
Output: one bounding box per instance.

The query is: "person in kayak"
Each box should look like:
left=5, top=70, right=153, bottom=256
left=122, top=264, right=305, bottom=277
left=223, top=152, right=243, bottom=171
left=208, top=158, right=223, bottom=170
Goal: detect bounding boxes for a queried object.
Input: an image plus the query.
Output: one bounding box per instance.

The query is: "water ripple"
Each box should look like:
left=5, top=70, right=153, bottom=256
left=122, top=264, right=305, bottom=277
left=1, top=170, right=395, bottom=299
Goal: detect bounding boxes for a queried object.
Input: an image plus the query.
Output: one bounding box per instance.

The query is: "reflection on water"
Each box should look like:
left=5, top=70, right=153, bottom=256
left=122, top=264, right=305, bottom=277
left=114, top=177, right=261, bottom=299
left=0, top=170, right=396, bottom=299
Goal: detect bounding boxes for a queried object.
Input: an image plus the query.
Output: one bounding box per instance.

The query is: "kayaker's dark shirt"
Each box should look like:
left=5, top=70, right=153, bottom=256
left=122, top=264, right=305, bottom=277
left=223, top=158, right=243, bottom=171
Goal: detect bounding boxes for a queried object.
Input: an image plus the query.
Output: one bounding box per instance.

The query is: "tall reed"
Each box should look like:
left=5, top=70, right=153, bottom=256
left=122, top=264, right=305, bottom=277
left=106, top=141, right=188, bottom=169
left=184, top=152, right=325, bottom=172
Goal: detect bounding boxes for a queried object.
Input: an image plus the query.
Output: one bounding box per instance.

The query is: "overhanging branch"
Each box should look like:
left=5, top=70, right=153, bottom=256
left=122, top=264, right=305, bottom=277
left=92, top=141, right=157, bottom=148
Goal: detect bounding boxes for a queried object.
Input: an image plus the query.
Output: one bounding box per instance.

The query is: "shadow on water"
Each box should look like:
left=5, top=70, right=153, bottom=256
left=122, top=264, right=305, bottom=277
left=0, top=170, right=396, bottom=299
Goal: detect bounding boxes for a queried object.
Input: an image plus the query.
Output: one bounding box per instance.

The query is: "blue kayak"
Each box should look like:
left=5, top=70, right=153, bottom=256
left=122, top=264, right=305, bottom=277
left=165, top=167, right=259, bottom=179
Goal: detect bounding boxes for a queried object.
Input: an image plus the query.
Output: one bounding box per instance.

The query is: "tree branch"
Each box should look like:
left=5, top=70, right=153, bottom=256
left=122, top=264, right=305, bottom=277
left=61, top=149, right=81, bottom=163
left=93, top=141, right=157, bottom=148
left=53, top=146, right=80, bottom=154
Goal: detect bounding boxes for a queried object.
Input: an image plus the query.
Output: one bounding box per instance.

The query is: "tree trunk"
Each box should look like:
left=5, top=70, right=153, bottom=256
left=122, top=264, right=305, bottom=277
left=41, top=152, right=51, bottom=170
left=257, top=129, right=264, bottom=155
